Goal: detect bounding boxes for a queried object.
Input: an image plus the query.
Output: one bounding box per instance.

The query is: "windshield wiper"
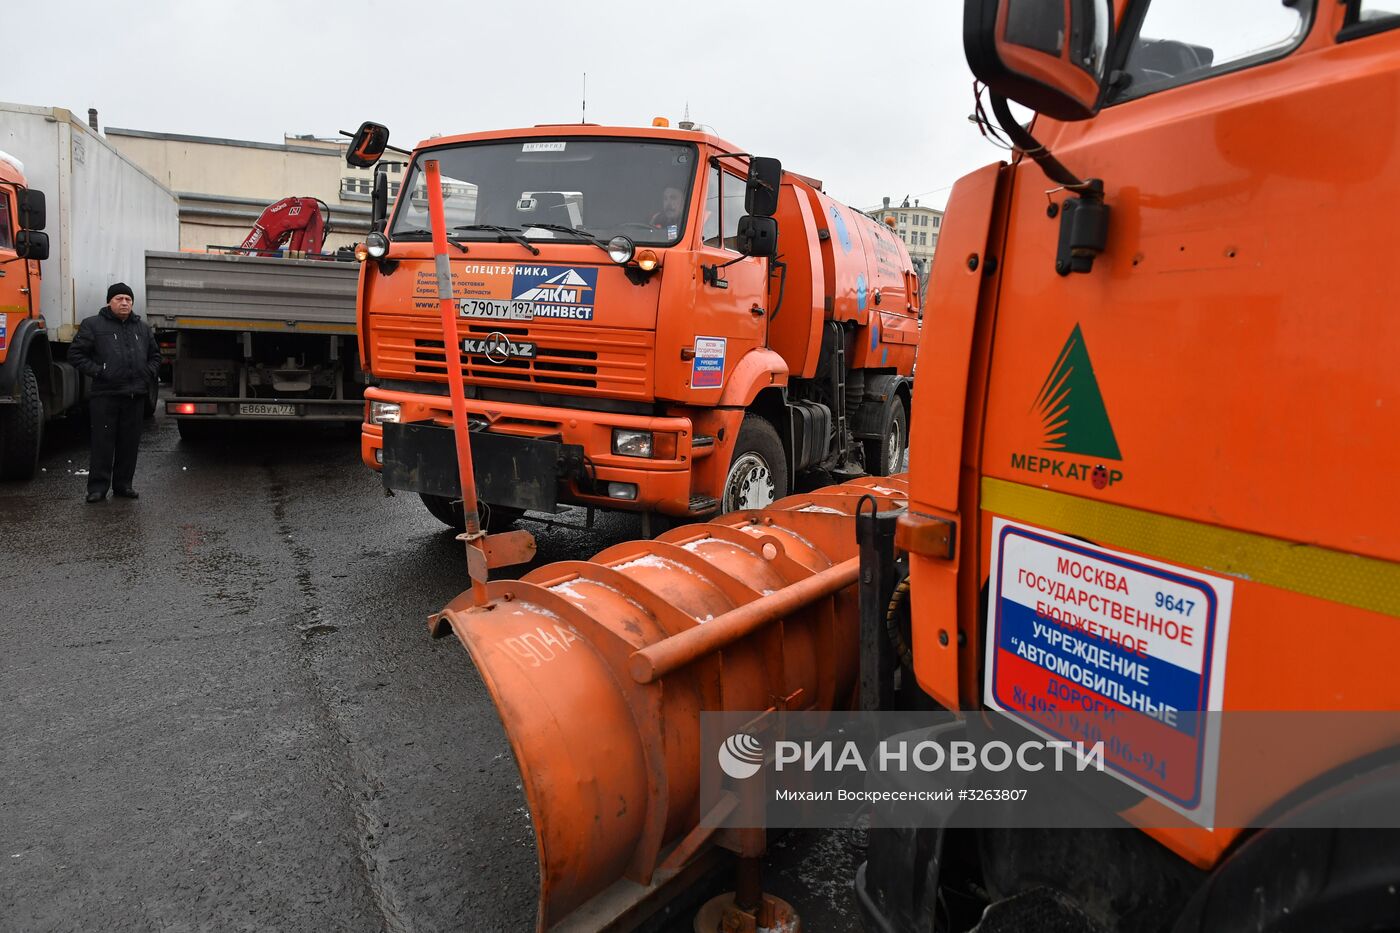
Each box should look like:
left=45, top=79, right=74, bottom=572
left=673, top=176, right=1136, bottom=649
left=391, top=229, right=467, bottom=252
left=520, top=222, right=615, bottom=256
left=453, top=224, right=541, bottom=255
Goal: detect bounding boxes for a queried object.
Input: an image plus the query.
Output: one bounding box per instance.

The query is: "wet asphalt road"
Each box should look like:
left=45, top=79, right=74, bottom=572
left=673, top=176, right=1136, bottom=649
left=1, top=406, right=863, bottom=933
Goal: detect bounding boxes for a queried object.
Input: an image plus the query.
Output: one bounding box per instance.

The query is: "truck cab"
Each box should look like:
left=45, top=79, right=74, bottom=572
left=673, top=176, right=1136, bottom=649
left=0, top=152, right=50, bottom=479
left=357, top=124, right=919, bottom=531
left=861, top=0, right=1400, bottom=929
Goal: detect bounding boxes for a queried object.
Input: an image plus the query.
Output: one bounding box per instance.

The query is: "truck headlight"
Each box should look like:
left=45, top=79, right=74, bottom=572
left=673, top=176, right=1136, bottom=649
left=612, top=428, right=652, bottom=457
left=366, top=231, right=390, bottom=259
left=369, top=401, right=401, bottom=424
left=607, top=235, right=635, bottom=265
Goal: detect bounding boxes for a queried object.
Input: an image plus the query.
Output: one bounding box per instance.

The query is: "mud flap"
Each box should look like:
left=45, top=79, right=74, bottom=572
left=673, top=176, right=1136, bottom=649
left=855, top=719, right=968, bottom=933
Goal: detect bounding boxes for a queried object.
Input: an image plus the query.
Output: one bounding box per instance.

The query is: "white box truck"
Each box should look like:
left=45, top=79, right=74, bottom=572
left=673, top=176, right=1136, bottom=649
left=0, top=102, right=179, bottom=478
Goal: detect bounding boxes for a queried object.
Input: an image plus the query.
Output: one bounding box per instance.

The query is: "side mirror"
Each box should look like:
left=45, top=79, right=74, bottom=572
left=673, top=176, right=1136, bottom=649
left=346, top=121, right=391, bottom=168
left=371, top=169, right=389, bottom=231
left=736, top=215, right=778, bottom=258
left=963, top=0, right=1113, bottom=121
left=18, top=188, right=45, bottom=231
left=744, top=157, right=782, bottom=218
left=16, top=230, right=49, bottom=261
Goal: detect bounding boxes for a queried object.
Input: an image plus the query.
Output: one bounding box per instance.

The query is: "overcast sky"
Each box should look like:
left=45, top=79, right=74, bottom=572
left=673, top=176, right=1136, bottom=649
left=7, top=1, right=1002, bottom=211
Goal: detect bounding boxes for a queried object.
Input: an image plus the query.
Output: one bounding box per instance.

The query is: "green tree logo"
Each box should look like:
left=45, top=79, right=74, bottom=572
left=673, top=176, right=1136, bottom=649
left=1032, top=324, right=1122, bottom=460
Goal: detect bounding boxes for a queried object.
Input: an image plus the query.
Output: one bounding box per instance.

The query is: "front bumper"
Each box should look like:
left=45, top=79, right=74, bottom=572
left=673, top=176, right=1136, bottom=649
left=361, top=386, right=712, bottom=515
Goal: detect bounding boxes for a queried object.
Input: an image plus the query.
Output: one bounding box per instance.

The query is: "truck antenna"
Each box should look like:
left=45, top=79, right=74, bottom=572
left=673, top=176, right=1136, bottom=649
left=581, top=72, right=587, bottom=124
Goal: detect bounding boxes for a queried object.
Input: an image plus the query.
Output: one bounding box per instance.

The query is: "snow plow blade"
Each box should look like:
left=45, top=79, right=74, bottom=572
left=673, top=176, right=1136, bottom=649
left=431, top=476, right=908, bottom=930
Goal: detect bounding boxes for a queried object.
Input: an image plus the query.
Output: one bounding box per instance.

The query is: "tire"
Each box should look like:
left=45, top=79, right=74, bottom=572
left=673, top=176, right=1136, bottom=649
left=721, top=414, right=788, bottom=512
left=865, top=395, right=908, bottom=477
left=0, top=366, right=44, bottom=480
left=144, top=380, right=158, bottom=418
left=419, top=493, right=525, bottom=534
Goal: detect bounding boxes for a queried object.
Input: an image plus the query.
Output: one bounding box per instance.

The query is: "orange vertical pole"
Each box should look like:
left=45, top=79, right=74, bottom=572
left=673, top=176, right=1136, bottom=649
left=422, top=158, right=489, bottom=605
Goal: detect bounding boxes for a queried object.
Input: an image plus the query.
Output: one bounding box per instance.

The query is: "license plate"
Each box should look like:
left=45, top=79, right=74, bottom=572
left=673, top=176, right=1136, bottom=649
left=459, top=298, right=534, bottom=321
left=240, top=403, right=296, bottom=416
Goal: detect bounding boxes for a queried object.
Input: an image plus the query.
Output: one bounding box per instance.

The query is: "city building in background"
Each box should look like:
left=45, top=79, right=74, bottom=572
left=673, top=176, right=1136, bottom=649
left=868, top=195, right=942, bottom=304
left=102, top=114, right=407, bottom=251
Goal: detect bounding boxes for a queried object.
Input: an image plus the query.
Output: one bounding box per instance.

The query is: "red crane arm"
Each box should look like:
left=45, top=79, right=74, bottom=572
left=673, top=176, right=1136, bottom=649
left=240, top=197, right=328, bottom=255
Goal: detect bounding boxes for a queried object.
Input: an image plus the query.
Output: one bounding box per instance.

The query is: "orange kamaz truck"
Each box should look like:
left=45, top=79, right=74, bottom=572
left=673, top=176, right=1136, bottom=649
left=417, top=1, right=1400, bottom=930
left=0, top=105, right=179, bottom=478
left=856, top=0, right=1400, bottom=929
left=352, top=123, right=919, bottom=532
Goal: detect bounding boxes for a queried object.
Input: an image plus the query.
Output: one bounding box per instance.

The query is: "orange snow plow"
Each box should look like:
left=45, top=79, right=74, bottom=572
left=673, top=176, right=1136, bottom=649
left=431, top=474, right=907, bottom=930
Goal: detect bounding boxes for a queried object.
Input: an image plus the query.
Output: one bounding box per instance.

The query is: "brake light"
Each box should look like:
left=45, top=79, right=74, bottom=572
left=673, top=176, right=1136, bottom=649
left=168, top=401, right=217, bottom=415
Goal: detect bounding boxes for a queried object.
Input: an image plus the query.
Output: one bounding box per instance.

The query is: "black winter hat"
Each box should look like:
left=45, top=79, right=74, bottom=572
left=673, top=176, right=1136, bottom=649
left=107, top=282, right=134, bottom=302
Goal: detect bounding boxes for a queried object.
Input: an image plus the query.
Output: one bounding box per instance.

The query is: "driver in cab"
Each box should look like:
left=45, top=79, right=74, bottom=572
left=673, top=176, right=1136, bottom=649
left=650, top=185, right=685, bottom=237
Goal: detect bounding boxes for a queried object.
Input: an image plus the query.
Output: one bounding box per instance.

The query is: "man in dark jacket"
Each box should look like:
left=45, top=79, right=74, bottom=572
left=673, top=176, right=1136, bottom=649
left=68, top=282, right=161, bottom=502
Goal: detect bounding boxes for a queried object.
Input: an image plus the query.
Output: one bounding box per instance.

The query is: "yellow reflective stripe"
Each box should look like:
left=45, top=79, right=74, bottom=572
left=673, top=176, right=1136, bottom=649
left=981, top=477, right=1400, bottom=618
left=0, top=305, right=29, bottom=314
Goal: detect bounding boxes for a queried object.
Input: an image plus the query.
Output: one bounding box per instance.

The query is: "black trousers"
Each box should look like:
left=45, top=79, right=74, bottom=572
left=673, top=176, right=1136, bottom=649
left=88, top=394, right=145, bottom=496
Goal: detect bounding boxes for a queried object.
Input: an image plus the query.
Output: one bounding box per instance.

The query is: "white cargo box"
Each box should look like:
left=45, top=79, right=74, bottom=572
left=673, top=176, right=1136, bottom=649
left=0, top=102, right=179, bottom=341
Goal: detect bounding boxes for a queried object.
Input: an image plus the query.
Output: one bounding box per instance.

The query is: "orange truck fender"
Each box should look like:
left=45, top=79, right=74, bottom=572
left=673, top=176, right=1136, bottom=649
left=714, top=347, right=788, bottom=408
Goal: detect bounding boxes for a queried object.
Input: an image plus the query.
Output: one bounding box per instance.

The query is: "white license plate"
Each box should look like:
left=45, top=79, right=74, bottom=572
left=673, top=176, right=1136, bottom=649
left=240, top=403, right=296, bottom=416
left=459, top=298, right=534, bottom=321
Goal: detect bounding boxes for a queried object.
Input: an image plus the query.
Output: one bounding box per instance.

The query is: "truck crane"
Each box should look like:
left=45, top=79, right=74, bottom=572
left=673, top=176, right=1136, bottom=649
left=238, top=196, right=331, bottom=257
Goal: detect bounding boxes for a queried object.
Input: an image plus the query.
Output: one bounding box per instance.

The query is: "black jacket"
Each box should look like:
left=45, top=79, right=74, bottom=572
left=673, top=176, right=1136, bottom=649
left=69, top=306, right=161, bottom=397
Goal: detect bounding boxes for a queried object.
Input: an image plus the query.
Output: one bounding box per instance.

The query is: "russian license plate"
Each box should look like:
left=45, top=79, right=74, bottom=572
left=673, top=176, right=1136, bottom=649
left=459, top=298, right=534, bottom=321
left=240, top=403, right=296, bottom=416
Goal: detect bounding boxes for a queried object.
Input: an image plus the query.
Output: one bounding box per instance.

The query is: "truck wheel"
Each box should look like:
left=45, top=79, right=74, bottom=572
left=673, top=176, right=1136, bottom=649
left=419, top=493, right=525, bottom=534
left=144, top=380, right=158, bottom=418
left=0, top=366, right=44, bottom=480
left=865, top=396, right=908, bottom=477
left=721, top=415, right=787, bottom=512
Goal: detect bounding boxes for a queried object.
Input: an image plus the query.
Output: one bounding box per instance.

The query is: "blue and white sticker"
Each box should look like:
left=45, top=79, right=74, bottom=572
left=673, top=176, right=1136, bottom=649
left=0, top=313, right=7, bottom=353
left=985, top=518, right=1233, bottom=823
left=830, top=206, right=853, bottom=254
left=691, top=336, right=726, bottom=389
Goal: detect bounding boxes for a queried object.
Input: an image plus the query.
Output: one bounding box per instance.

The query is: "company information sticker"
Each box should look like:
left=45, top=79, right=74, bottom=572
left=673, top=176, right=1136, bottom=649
left=443, top=263, right=599, bottom=322
left=985, top=518, right=1233, bottom=822
left=691, top=336, right=727, bottom=389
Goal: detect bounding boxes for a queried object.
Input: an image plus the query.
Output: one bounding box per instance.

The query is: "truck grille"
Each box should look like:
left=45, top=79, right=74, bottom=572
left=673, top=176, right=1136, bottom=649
left=371, top=316, right=654, bottom=400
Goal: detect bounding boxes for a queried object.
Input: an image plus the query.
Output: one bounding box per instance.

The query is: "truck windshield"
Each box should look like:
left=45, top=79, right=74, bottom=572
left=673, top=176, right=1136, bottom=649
left=391, top=139, right=697, bottom=247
